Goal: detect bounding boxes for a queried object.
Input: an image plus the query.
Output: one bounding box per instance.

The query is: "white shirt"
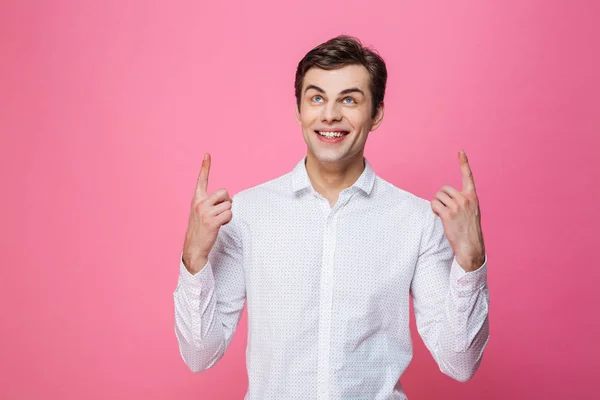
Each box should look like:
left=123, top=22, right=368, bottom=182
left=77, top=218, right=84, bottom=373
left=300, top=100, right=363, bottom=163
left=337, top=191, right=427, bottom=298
left=173, top=157, right=490, bottom=400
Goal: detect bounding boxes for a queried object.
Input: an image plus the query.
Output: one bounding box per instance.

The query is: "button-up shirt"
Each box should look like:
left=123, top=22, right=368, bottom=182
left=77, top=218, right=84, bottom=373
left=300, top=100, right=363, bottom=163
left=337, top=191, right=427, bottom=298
left=173, top=157, right=490, bottom=400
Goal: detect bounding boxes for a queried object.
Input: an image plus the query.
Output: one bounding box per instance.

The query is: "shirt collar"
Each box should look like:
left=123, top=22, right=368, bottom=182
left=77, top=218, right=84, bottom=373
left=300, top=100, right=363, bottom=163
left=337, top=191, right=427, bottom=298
left=291, top=157, right=376, bottom=195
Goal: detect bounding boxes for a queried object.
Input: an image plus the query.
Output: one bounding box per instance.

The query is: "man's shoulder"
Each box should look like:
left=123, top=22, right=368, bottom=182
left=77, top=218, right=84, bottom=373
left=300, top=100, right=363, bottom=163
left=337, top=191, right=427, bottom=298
left=372, top=174, right=432, bottom=215
left=232, top=168, right=294, bottom=205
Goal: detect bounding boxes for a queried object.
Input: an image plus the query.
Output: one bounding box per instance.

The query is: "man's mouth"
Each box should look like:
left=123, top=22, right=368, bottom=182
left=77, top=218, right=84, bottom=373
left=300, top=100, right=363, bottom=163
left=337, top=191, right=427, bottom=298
left=315, top=130, right=350, bottom=139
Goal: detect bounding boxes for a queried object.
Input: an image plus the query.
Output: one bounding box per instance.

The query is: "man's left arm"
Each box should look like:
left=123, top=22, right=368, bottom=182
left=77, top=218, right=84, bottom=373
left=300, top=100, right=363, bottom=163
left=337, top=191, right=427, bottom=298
left=411, top=211, right=490, bottom=382
left=411, top=150, right=490, bottom=382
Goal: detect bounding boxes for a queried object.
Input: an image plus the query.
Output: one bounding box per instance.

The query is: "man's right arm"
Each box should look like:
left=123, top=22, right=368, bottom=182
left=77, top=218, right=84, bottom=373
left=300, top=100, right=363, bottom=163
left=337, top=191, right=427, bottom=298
left=173, top=153, right=246, bottom=372
left=173, top=211, right=246, bottom=372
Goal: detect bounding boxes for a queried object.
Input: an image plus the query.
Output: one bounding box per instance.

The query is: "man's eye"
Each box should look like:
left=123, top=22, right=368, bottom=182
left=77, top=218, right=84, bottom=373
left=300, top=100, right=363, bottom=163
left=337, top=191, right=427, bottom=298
left=343, top=97, right=356, bottom=104
left=312, top=95, right=324, bottom=103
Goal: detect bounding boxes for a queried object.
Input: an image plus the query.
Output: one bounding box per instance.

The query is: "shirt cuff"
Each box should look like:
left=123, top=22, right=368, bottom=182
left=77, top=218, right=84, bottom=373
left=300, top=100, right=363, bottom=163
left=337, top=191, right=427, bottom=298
left=450, top=253, right=488, bottom=294
left=178, top=254, right=214, bottom=291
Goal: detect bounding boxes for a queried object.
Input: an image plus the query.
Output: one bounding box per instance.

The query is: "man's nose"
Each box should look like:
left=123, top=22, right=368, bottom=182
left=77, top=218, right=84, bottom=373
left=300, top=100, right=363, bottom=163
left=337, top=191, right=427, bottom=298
left=321, top=102, right=342, bottom=123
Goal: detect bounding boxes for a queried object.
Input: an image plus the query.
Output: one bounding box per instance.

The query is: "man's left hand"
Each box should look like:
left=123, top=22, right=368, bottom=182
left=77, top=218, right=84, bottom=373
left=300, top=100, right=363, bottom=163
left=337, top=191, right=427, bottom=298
left=431, top=150, right=486, bottom=272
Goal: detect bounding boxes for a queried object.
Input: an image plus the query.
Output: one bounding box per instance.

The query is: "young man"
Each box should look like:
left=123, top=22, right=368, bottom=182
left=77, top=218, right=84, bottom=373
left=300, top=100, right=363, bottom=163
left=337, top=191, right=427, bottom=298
left=174, top=35, right=489, bottom=399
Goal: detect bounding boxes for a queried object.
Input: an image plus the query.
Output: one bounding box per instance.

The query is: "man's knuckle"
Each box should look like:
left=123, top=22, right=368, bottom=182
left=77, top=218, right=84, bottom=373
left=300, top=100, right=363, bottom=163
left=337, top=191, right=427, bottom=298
left=194, top=202, right=204, bottom=214
left=199, top=212, right=209, bottom=224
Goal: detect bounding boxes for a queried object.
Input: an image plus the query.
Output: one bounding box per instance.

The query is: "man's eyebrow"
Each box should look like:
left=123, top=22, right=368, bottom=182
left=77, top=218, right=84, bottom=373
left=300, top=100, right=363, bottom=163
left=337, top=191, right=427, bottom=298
left=339, top=87, right=365, bottom=96
left=304, top=84, right=324, bottom=94
left=304, top=85, right=365, bottom=97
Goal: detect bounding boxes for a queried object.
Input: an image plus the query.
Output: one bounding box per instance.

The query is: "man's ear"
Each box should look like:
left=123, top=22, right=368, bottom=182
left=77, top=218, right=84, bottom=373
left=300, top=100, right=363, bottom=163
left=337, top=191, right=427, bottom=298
left=295, top=105, right=301, bottom=125
left=370, top=102, right=385, bottom=132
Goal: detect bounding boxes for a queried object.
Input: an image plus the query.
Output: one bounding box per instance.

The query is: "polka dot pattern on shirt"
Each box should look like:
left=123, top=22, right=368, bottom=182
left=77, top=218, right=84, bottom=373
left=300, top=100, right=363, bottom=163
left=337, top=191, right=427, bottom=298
left=173, top=157, right=490, bottom=399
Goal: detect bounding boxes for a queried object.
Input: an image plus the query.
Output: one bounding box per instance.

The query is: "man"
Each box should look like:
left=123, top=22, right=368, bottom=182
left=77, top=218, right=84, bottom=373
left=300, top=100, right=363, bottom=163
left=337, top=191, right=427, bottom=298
left=173, top=35, right=489, bottom=399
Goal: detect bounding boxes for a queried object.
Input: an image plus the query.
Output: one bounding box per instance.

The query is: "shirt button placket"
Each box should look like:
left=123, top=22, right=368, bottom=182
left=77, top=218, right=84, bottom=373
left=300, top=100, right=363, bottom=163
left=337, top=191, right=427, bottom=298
left=317, top=197, right=337, bottom=400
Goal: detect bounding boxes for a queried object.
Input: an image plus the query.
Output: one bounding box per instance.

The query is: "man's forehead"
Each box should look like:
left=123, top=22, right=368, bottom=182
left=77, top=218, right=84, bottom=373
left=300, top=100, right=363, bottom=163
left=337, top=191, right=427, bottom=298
left=303, top=65, right=370, bottom=92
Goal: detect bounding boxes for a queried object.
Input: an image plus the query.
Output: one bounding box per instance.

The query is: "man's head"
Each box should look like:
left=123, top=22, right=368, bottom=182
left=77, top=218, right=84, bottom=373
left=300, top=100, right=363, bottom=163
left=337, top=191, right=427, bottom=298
left=295, top=35, right=387, bottom=119
left=294, top=35, right=387, bottom=167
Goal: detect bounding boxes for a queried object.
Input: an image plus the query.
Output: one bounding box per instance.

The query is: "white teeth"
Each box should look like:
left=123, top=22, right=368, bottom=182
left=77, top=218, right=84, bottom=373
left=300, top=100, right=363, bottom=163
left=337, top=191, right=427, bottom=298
left=318, top=131, right=346, bottom=138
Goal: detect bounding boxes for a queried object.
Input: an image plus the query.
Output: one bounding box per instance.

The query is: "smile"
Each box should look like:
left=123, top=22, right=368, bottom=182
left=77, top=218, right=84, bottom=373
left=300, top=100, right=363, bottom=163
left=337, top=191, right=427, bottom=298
left=315, top=130, right=350, bottom=138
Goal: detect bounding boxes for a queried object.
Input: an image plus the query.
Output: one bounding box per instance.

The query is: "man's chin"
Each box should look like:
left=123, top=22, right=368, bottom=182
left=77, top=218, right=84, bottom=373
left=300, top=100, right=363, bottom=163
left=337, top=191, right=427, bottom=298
left=308, top=150, right=352, bottom=166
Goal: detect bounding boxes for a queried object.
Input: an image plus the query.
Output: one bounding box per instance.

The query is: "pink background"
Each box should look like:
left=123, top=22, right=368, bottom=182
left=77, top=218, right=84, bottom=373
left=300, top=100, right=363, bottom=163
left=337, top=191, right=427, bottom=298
left=1, top=1, right=598, bottom=399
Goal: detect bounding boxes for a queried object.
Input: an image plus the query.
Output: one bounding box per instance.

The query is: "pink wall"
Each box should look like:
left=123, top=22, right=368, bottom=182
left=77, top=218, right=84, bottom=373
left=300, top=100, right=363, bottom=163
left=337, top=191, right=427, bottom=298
left=1, top=1, right=598, bottom=398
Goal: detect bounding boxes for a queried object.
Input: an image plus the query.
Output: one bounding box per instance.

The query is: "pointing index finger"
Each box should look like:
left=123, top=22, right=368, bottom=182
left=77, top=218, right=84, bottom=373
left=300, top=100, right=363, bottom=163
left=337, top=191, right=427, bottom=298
left=197, top=153, right=211, bottom=198
left=459, top=150, right=476, bottom=193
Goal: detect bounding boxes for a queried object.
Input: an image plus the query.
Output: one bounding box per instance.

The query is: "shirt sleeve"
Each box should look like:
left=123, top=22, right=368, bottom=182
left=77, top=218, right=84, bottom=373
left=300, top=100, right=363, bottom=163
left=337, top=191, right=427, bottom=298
left=410, top=208, right=490, bottom=382
left=173, top=207, right=246, bottom=373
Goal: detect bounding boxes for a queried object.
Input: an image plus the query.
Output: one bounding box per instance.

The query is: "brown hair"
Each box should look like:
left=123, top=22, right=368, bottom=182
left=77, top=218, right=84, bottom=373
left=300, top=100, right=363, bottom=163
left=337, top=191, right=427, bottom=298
left=294, top=35, right=387, bottom=118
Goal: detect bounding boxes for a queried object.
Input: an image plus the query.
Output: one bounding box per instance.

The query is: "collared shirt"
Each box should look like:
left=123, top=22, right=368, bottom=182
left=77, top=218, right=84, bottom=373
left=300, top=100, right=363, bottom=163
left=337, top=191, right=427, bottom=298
left=173, top=157, right=490, bottom=400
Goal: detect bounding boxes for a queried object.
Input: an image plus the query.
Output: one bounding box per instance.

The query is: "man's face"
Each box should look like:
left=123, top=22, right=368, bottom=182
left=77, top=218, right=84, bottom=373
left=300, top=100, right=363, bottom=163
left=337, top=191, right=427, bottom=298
left=296, top=64, right=384, bottom=167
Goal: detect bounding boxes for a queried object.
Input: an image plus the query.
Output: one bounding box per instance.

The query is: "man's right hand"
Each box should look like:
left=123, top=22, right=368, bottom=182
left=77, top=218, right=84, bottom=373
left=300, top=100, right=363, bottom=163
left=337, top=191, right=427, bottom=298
left=182, top=153, right=233, bottom=275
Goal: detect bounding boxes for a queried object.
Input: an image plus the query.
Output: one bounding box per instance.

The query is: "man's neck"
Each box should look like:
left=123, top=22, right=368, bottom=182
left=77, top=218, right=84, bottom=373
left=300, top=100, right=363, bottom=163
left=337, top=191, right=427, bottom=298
left=305, top=153, right=365, bottom=207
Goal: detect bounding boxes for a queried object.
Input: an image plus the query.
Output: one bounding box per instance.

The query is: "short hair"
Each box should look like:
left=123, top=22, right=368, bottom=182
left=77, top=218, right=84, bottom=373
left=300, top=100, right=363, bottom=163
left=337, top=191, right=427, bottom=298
left=294, top=35, right=387, bottom=118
